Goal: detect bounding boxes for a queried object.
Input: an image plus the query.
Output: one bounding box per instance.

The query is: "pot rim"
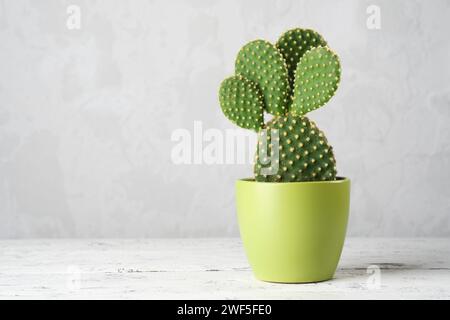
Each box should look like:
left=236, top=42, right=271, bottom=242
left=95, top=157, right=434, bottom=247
left=237, top=176, right=350, bottom=185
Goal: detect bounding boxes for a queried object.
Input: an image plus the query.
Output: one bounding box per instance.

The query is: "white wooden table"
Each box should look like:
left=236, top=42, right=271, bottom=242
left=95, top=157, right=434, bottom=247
left=0, top=238, right=449, bottom=299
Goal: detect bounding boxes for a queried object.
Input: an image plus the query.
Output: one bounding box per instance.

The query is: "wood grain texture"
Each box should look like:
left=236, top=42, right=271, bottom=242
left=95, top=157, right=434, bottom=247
left=0, top=238, right=449, bottom=299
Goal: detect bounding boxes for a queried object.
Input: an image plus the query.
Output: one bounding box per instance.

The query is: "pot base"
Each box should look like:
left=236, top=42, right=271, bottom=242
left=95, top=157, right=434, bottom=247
left=255, top=276, right=333, bottom=284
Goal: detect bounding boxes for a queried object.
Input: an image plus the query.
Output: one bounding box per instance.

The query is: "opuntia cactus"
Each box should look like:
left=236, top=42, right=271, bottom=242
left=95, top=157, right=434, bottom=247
left=219, top=28, right=341, bottom=182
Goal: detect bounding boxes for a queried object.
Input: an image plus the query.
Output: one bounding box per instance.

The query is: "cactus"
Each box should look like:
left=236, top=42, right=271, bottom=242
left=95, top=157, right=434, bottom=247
left=254, top=114, right=336, bottom=182
left=291, top=46, right=340, bottom=116
left=218, top=28, right=341, bottom=182
left=219, top=75, right=265, bottom=130
left=276, top=28, right=327, bottom=91
left=235, top=40, right=290, bottom=116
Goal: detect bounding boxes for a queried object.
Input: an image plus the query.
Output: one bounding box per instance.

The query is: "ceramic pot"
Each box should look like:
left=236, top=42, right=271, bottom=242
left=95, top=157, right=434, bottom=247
left=236, top=177, right=350, bottom=283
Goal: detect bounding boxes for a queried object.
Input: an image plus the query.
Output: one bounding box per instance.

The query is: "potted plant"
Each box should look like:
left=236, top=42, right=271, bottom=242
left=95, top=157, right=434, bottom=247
left=218, top=28, right=350, bottom=283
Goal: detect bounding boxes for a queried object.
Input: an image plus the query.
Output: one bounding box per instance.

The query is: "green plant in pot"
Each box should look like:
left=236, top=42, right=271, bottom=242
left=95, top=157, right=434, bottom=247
left=218, top=28, right=350, bottom=283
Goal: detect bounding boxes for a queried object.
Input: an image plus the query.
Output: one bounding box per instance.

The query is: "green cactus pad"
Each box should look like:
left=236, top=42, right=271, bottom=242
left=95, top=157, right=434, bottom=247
left=291, top=46, right=341, bottom=116
left=276, top=28, right=327, bottom=89
left=254, top=114, right=337, bottom=182
left=235, top=40, right=290, bottom=116
left=219, top=75, right=265, bottom=130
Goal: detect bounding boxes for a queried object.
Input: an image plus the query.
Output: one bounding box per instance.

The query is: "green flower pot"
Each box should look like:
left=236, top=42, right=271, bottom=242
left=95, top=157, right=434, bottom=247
left=236, top=177, right=350, bottom=283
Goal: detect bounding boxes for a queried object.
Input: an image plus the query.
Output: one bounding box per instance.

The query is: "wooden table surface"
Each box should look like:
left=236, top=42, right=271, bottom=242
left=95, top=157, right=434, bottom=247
left=0, top=238, right=449, bottom=299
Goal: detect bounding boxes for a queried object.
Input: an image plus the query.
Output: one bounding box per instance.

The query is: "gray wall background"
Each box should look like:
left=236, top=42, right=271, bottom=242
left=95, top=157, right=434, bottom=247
left=0, top=0, right=449, bottom=238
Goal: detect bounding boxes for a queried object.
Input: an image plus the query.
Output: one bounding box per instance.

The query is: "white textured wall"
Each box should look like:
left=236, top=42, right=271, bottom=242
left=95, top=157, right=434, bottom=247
left=0, top=0, right=449, bottom=238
